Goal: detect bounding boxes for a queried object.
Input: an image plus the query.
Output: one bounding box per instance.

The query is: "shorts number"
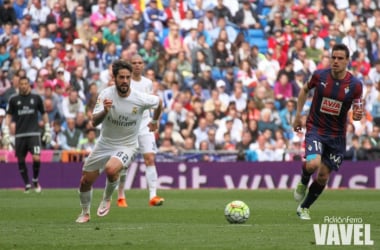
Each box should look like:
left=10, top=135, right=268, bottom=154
left=33, top=146, right=41, bottom=154
left=116, top=151, right=129, bottom=165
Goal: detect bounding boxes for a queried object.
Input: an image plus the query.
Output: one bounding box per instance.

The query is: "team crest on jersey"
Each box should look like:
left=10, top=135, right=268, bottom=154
left=307, top=144, right=313, bottom=151
left=344, top=87, right=349, bottom=94
left=132, top=107, right=138, bottom=114
left=30, top=99, right=34, bottom=105
left=320, top=97, right=342, bottom=116
left=17, top=101, right=21, bottom=105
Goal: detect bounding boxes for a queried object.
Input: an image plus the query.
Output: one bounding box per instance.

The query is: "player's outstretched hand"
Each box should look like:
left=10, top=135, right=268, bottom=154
left=293, top=115, right=303, bottom=132
left=42, top=124, right=52, bottom=144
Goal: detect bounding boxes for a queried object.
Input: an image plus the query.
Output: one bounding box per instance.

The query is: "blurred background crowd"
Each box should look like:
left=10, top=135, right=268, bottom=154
left=1, top=0, right=380, bottom=162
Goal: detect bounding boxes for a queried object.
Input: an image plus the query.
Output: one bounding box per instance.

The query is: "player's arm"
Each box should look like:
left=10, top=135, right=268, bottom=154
left=41, top=112, right=49, bottom=126
left=41, top=112, right=53, bottom=144
left=293, top=83, right=310, bottom=132
left=352, top=105, right=363, bottom=121
left=2, top=114, right=12, bottom=146
left=352, top=81, right=364, bottom=121
left=92, top=98, right=113, bottom=127
left=148, top=98, right=163, bottom=132
left=352, top=98, right=364, bottom=121
left=3, top=114, right=12, bottom=128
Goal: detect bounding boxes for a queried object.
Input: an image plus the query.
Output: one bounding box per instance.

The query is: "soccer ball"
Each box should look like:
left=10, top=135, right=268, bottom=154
left=224, top=200, right=250, bottom=224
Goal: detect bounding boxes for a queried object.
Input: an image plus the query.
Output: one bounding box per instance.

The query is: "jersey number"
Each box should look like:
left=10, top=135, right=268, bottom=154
left=312, top=140, right=322, bottom=153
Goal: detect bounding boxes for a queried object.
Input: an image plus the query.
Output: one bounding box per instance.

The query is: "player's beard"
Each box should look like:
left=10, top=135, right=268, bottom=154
left=116, top=83, right=130, bottom=95
left=19, top=88, right=31, bottom=96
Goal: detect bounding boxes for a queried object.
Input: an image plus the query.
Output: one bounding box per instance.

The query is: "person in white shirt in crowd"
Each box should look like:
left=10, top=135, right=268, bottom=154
left=251, top=134, right=275, bottom=162
left=193, top=116, right=209, bottom=149
left=368, top=59, right=380, bottom=84
left=23, top=0, right=51, bottom=31
left=216, top=80, right=230, bottom=108
left=229, top=81, right=247, bottom=113
left=167, top=101, right=187, bottom=132
left=362, top=78, right=378, bottom=114
left=61, top=88, right=85, bottom=120
left=258, top=49, right=280, bottom=87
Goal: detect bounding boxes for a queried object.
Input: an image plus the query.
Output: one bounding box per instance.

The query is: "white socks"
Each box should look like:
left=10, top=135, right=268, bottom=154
left=145, top=166, right=158, bottom=199
left=103, top=178, right=119, bottom=201
left=117, top=166, right=158, bottom=200
left=79, top=189, right=92, bottom=215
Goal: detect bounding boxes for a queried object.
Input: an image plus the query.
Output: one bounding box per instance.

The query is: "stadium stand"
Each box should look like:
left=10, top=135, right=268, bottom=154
left=0, top=0, right=380, bottom=163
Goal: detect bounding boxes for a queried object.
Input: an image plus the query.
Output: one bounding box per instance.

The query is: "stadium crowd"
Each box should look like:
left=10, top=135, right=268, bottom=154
left=1, top=0, right=380, bottom=162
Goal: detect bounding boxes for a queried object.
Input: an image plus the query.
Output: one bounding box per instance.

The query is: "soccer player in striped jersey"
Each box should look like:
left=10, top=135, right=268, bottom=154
left=292, top=44, right=363, bottom=220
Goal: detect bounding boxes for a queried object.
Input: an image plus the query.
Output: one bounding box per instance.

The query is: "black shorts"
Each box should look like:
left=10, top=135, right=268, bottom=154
left=15, top=136, right=41, bottom=159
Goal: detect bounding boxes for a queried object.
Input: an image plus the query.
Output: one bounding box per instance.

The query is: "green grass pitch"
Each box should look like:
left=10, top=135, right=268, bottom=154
left=0, top=189, right=378, bottom=250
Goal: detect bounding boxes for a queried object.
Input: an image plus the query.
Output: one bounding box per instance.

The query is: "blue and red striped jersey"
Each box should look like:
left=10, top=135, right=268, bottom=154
left=306, top=68, right=363, bottom=137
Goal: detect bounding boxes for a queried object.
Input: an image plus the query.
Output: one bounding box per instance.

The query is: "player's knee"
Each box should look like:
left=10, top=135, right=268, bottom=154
left=104, top=165, right=120, bottom=178
left=316, top=174, right=329, bottom=185
left=305, top=161, right=319, bottom=172
left=145, top=158, right=155, bottom=166
left=79, top=176, right=92, bottom=190
left=32, top=155, right=40, bottom=161
left=144, top=153, right=155, bottom=166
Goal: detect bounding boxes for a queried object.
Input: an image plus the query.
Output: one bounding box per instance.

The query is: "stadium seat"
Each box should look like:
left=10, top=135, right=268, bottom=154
left=259, top=18, right=267, bottom=29
left=212, top=67, right=223, bottom=80
left=248, top=29, right=265, bottom=39
left=261, top=7, right=271, bottom=16
left=160, top=112, right=168, bottom=127
left=248, top=37, right=268, bottom=51
left=159, top=27, right=169, bottom=44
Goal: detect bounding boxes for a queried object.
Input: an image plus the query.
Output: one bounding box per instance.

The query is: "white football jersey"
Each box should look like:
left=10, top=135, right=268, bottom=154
left=93, top=86, right=159, bottom=146
left=131, top=76, right=153, bottom=133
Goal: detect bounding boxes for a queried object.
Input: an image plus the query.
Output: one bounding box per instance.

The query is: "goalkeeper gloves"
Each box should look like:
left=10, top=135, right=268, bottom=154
left=42, top=123, right=52, bottom=144
left=1, top=125, right=10, bottom=147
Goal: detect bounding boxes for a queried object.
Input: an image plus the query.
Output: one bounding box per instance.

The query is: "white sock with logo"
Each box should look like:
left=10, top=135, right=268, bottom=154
left=145, top=166, right=157, bottom=199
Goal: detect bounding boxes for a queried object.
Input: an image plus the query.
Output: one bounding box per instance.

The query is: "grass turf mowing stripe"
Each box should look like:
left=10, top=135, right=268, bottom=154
left=0, top=189, right=378, bottom=250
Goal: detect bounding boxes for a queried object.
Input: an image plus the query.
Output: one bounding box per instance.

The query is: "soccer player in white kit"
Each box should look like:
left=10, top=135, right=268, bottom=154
left=75, top=60, right=163, bottom=223
left=116, top=55, right=165, bottom=207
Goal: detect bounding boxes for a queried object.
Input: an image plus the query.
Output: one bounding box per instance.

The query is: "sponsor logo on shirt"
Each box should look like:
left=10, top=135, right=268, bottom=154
left=320, top=97, right=342, bottom=116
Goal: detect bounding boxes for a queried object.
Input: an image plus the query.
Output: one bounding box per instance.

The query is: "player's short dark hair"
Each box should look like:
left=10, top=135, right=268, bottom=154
left=112, top=60, right=132, bottom=77
left=332, top=44, right=350, bottom=59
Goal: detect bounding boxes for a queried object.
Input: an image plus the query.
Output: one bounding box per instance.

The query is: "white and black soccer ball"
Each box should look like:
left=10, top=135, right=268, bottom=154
left=224, top=200, right=250, bottom=224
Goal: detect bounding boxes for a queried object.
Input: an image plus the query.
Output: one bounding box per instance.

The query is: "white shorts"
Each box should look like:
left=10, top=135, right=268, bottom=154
left=119, top=133, right=157, bottom=177
left=83, top=142, right=139, bottom=173
left=138, top=132, right=157, bottom=154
